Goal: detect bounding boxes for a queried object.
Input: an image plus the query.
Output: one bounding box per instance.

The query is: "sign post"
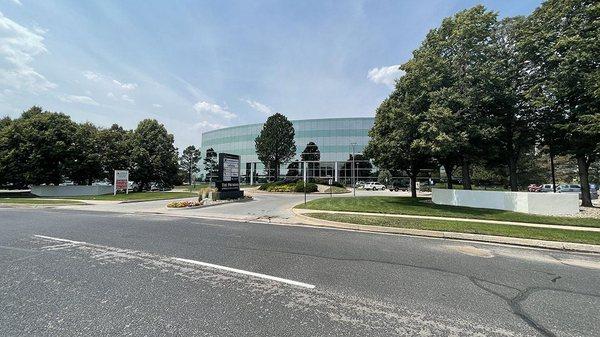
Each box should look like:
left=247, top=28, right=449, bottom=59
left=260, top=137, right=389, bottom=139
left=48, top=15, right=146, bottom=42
left=216, top=153, right=243, bottom=200
left=114, top=170, right=129, bottom=195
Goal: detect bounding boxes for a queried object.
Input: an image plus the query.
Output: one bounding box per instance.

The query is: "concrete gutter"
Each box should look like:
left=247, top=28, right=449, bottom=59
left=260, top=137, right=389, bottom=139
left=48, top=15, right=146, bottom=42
left=292, top=209, right=600, bottom=254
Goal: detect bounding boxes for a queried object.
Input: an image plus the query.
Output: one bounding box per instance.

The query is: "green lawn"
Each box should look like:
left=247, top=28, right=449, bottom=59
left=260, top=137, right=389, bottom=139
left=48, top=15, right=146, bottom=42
left=307, top=212, right=600, bottom=245
left=0, top=198, right=84, bottom=205
left=59, top=191, right=196, bottom=202
left=296, top=196, right=600, bottom=228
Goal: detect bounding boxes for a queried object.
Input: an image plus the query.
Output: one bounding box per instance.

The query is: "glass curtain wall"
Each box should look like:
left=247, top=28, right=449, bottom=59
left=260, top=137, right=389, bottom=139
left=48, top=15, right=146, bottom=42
left=200, top=118, right=375, bottom=184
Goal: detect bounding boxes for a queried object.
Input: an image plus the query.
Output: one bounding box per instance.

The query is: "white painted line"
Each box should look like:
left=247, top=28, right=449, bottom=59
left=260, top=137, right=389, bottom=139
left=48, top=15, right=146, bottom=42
left=34, top=235, right=83, bottom=244
left=172, top=257, right=316, bottom=289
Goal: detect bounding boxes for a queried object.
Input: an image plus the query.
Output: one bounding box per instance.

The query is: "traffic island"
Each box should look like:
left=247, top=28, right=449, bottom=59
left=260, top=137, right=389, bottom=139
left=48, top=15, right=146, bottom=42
left=166, top=195, right=253, bottom=210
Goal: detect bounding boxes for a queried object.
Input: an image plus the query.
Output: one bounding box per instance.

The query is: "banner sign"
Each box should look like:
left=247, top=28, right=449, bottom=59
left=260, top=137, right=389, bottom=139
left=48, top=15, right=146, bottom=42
left=114, top=170, right=129, bottom=195
left=217, top=153, right=240, bottom=192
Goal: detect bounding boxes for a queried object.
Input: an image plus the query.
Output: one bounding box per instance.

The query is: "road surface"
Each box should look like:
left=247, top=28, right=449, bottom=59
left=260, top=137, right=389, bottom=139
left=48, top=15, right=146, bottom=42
left=1, top=207, right=599, bottom=336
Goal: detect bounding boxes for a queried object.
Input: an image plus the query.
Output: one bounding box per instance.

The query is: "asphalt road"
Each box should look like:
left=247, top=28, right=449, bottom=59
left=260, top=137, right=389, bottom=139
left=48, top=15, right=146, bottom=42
left=1, top=207, right=599, bottom=336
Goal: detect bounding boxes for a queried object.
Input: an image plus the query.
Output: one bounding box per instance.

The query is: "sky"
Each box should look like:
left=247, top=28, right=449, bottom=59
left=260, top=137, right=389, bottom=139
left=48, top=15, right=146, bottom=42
left=0, top=0, right=542, bottom=150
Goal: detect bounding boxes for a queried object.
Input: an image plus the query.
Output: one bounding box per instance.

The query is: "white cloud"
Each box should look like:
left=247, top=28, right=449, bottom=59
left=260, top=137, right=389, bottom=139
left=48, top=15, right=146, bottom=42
left=107, top=92, right=115, bottom=99
left=82, top=70, right=101, bottom=81
left=192, top=120, right=225, bottom=131
left=367, top=64, right=404, bottom=87
left=152, top=103, right=162, bottom=108
left=8, top=0, right=22, bottom=6
left=245, top=99, right=272, bottom=115
left=82, top=71, right=138, bottom=92
left=58, top=94, right=99, bottom=106
left=0, top=12, right=56, bottom=93
left=121, top=94, right=134, bottom=103
left=112, top=79, right=137, bottom=91
left=193, top=101, right=236, bottom=120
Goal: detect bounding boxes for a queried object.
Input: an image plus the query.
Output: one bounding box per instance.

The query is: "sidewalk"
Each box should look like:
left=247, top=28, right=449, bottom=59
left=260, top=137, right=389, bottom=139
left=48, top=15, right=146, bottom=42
left=292, top=209, right=600, bottom=254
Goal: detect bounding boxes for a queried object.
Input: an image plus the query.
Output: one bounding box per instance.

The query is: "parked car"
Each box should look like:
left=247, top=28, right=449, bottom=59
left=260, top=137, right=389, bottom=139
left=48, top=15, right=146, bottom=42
left=364, top=182, right=386, bottom=191
left=128, top=181, right=139, bottom=191
left=557, top=184, right=599, bottom=199
left=528, top=184, right=542, bottom=192
left=389, top=180, right=409, bottom=192
left=539, top=184, right=555, bottom=192
left=354, top=181, right=366, bottom=189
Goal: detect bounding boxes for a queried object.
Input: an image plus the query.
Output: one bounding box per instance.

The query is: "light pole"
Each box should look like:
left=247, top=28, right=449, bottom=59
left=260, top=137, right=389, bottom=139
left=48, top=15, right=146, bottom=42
left=351, top=142, right=357, bottom=197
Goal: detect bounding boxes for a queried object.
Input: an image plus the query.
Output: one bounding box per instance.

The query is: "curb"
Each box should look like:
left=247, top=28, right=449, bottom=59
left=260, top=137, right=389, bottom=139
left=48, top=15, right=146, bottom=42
left=292, top=209, right=600, bottom=254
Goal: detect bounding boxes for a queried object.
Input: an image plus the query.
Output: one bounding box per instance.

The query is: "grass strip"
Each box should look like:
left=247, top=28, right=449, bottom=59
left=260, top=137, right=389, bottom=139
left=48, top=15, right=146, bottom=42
left=0, top=198, right=84, bottom=205
left=296, top=196, right=600, bottom=228
left=307, top=212, right=600, bottom=246
left=58, top=191, right=196, bottom=201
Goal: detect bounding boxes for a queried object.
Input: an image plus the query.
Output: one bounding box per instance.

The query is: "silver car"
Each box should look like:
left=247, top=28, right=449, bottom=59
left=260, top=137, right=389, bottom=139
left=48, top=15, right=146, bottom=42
left=557, top=184, right=599, bottom=199
left=539, top=184, right=555, bottom=192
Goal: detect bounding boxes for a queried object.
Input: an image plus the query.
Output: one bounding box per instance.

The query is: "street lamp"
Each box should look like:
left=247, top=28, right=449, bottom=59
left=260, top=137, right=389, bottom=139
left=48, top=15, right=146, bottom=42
left=350, top=142, right=357, bottom=197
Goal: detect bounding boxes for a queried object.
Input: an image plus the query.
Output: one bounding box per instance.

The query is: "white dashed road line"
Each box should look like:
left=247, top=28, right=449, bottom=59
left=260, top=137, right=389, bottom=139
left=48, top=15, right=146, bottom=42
left=34, top=234, right=316, bottom=289
left=172, top=257, right=315, bottom=289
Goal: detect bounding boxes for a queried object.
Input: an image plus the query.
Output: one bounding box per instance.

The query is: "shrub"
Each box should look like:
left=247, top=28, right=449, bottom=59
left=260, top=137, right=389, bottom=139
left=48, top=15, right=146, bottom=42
left=167, top=200, right=202, bottom=208
left=258, top=180, right=318, bottom=193
left=258, top=181, right=286, bottom=191
left=294, top=181, right=318, bottom=193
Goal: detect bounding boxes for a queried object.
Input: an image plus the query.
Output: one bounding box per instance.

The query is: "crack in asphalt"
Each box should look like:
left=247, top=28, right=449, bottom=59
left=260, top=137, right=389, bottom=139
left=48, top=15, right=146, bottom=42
left=469, top=279, right=556, bottom=337
left=218, top=244, right=600, bottom=337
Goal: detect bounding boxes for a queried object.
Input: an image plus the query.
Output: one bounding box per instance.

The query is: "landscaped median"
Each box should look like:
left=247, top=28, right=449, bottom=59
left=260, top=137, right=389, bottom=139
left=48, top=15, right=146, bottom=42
left=294, top=196, right=600, bottom=251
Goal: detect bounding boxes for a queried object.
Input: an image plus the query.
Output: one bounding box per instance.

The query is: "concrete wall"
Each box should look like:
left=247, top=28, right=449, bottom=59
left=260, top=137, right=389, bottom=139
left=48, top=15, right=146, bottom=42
left=432, top=188, right=580, bottom=215
left=31, top=185, right=113, bottom=197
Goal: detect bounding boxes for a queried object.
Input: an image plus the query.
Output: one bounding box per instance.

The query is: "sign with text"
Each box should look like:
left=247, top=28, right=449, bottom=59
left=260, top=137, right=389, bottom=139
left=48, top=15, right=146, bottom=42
left=217, top=153, right=240, bottom=192
left=114, top=170, right=129, bottom=195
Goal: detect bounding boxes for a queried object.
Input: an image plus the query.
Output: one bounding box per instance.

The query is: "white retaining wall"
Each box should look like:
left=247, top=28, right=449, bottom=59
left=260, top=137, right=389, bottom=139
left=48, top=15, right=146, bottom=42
left=31, top=185, right=113, bottom=197
left=432, top=188, right=580, bottom=215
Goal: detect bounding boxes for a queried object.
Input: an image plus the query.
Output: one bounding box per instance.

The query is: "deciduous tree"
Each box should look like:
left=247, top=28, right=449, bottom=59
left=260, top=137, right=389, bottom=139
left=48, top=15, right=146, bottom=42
left=130, top=119, right=179, bottom=189
left=520, top=0, right=600, bottom=206
left=180, top=145, right=201, bottom=185
left=254, top=113, right=296, bottom=181
left=203, top=148, right=218, bottom=182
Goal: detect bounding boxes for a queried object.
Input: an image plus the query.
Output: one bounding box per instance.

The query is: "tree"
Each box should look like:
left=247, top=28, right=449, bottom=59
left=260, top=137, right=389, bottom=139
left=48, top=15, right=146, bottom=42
left=203, top=148, right=218, bottom=182
left=520, top=0, right=600, bottom=206
left=180, top=145, right=201, bottom=185
left=254, top=113, right=296, bottom=181
left=97, top=124, right=133, bottom=181
left=412, top=6, right=499, bottom=190
left=0, top=116, right=10, bottom=130
left=339, top=154, right=373, bottom=181
left=0, top=106, right=78, bottom=186
left=285, top=161, right=300, bottom=178
left=68, top=122, right=103, bottom=185
left=486, top=16, right=536, bottom=191
left=130, top=119, right=179, bottom=189
left=301, top=141, right=320, bottom=177
left=364, top=91, right=433, bottom=198
left=377, top=169, right=392, bottom=186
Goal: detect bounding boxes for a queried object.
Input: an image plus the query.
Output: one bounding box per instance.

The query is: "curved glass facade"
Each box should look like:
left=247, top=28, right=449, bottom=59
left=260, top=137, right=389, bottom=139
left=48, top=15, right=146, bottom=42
left=200, top=117, right=374, bottom=183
